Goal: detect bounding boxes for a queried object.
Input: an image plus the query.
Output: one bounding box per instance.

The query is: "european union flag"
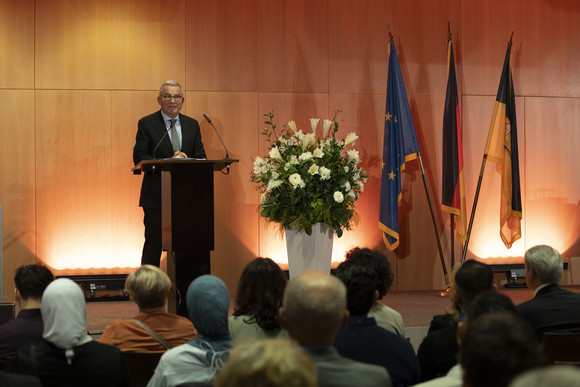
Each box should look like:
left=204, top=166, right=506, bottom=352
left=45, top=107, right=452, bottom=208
left=379, top=41, right=419, bottom=250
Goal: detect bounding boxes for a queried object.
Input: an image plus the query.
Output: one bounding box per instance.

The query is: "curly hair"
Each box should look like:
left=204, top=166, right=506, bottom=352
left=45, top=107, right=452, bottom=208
left=345, top=247, right=393, bottom=300
left=233, top=258, right=287, bottom=333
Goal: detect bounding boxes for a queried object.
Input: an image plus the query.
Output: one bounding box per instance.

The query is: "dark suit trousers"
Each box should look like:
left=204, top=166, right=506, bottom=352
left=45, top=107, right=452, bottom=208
left=141, top=207, right=162, bottom=267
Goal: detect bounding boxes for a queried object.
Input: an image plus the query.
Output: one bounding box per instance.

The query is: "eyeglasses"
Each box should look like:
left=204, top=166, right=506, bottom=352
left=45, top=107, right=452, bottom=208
left=162, top=94, right=183, bottom=101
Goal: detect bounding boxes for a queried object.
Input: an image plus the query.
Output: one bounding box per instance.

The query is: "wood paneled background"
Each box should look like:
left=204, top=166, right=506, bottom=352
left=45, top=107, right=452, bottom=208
left=1, top=0, right=579, bottom=297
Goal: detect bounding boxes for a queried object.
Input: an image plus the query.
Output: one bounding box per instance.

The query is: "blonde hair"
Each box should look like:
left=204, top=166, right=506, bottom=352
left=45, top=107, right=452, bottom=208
left=214, top=338, right=316, bottom=387
left=125, top=265, right=171, bottom=310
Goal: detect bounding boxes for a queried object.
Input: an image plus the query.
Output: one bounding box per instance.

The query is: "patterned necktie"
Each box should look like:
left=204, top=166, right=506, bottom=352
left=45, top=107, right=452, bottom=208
left=169, top=119, right=179, bottom=152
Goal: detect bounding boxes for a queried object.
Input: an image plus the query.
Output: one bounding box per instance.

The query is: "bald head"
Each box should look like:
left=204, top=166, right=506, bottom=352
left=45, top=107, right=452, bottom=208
left=280, top=271, right=348, bottom=346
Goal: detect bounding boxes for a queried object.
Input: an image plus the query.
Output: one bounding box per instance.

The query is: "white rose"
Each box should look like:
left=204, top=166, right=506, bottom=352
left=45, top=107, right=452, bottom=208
left=333, top=191, right=344, bottom=203
left=299, top=151, right=313, bottom=161
left=289, top=173, right=305, bottom=189
left=319, top=166, right=331, bottom=180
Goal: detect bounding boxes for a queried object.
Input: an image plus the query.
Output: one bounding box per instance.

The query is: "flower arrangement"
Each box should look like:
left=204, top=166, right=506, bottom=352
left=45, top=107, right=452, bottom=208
left=252, top=111, right=367, bottom=237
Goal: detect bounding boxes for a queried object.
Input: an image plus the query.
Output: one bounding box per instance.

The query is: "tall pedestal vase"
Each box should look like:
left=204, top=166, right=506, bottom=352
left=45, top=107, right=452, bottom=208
left=285, top=223, right=334, bottom=278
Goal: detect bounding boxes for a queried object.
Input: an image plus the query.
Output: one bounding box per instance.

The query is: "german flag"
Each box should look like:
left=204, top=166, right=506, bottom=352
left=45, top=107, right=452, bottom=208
left=484, top=42, right=522, bottom=249
left=379, top=41, right=420, bottom=250
left=441, top=39, right=467, bottom=243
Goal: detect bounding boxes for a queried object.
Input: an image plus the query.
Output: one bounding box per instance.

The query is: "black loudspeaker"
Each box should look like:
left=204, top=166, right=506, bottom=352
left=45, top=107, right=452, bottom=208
left=0, top=301, right=15, bottom=325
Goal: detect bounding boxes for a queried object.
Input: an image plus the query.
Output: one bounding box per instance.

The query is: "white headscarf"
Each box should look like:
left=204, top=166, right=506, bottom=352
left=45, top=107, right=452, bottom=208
left=41, top=278, right=92, bottom=365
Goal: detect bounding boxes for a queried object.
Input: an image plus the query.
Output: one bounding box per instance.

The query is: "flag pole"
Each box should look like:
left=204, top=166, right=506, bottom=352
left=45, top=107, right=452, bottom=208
left=461, top=34, right=514, bottom=262
left=418, top=153, right=450, bottom=286
left=447, top=22, right=455, bottom=269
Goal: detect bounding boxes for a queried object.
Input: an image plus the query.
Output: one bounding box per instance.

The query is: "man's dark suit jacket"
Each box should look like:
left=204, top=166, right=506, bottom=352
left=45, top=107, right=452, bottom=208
left=133, top=110, right=206, bottom=209
left=516, top=283, right=580, bottom=336
left=416, top=321, right=458, bottom=382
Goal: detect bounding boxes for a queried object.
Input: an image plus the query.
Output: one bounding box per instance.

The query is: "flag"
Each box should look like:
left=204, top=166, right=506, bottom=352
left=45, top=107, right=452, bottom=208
left=379, top=41, right=420, bottom=250
left=441, top=39, right=467, bottom=243
left=484, top=43, right=522, bottom=248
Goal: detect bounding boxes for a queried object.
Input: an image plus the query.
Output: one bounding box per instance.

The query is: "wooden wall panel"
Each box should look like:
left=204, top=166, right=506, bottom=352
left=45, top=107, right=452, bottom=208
left=185, top=0, right=258, bottom=91
left=524, top=97, right=580, bottom=257
left=0, top=0, right=34, bottom=88
left=0, top=90, right=36, bottom=296
left=329, top=0, right=462, bottom=94
left=111, top=91, right=161, bottom=269
left=35, top=91, right=113, bottom=274
left=257, top=0, right=328, bottom=92
left=462, top=0, right=580, bottom=97
left=35, top=0, right=186, bottom=90
left=185, top=91, right=260, bottom=295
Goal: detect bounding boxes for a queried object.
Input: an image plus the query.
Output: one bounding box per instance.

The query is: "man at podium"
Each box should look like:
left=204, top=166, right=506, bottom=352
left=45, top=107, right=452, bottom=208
left=133, top=80, right=206, bottom=268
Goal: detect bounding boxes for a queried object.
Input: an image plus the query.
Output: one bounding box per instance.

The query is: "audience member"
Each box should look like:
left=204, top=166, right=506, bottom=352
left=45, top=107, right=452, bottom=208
left=414, top=290, right=518, bottom=387
left=516, top=244, right=580, bottom=336
left=345, top=247, right=405, bottom=337
left=13, top=278, right=129, bottom=386
left=427, top=263, right=462, bottom=334
left=279, top=270, right=391, bottom=387
left=509, top=365, right=580, bottom=387
left=100, top=265, right=196, bottom=352
left=213, top=338, right=317, bottom=387
left=229, top=258, right=288, bottom=341
left=147, top=275, right=231, bottom=387
left=417, top=259, right=493, bottom=381
left=0, top=264, right=53, bottom=358
left=334, top=258, right=420, bottom=387
left=460, top=312, right=543, bottom=387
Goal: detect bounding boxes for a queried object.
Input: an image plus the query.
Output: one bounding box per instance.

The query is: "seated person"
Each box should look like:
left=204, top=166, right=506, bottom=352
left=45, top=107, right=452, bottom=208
left=229, top=257, right=288, bottom=341
left=417, top=260, right=494, bottom=382
left=214, top=338, right=316, bottom=387
left=13, top=278, right=129, bottom=386
left=0, top=264, right=53, bottom=358
left=334, top=258, right=420, bottom=387
left=147, top=275, right=232, bottom=387
left=100, top=265, right=196, bottom=352
left=279, top=270, right=391, bottom=387
left=516, top=244, right=580, bottom=337
left=346, top=248, right=406, bottom=337
left=460, top=312, right=543, bottom=387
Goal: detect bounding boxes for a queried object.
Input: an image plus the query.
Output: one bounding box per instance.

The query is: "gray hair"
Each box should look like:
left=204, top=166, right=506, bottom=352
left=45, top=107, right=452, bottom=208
left=283, top=271, right=346, bottom=341
left=524, top=245, right=563, bottom=284
left=159, top=80, right=183, bottom=96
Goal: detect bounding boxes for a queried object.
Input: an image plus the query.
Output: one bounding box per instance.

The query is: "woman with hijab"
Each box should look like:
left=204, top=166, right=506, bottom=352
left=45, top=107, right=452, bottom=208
left=13, top=278, right=129, bottom=387
left=147, top=275, right=232, bottom=387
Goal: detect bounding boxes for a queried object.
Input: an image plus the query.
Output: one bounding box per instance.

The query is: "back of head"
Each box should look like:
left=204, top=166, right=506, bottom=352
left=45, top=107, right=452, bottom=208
left=465, top=290, right=516, bottom=323
left=14, top=264, right=54, bottom=300
left=524, top=245, right=563, bottom=284
left=454, top=260, right=493, bottom=311
left=233, top=257, right=287, bottom=332
left=336, top=259, right=376, bottom=316
left=214, top=338, right=317, bottom=387
left=187, top=275, right=230, bottom=340
left=460, top=312, right=542, bottom=387
left=125, top=265, right=171, bottom=310
left=509, top=365, right=580, bottom=387
left=345, top=247, right=393, bottom=299
left=282, top=271, right=347, bottom=345
left=41, top=278, right=89, bottom=350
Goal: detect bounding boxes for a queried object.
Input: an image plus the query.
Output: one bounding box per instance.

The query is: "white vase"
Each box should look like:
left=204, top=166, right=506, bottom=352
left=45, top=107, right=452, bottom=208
left=285, top=223, right=334, bottom=278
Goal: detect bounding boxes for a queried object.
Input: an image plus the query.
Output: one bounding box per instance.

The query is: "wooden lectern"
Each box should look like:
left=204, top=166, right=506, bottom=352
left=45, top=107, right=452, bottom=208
left=133, top=158, right=237, bottom=314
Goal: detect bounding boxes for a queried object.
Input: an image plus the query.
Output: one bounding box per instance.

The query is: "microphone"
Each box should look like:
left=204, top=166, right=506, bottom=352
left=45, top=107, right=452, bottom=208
left=203, top=114, right=230, bottom=159
left=203, top=114, right=231, bottom=174
left=152, top=125, right=173, bottom=160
